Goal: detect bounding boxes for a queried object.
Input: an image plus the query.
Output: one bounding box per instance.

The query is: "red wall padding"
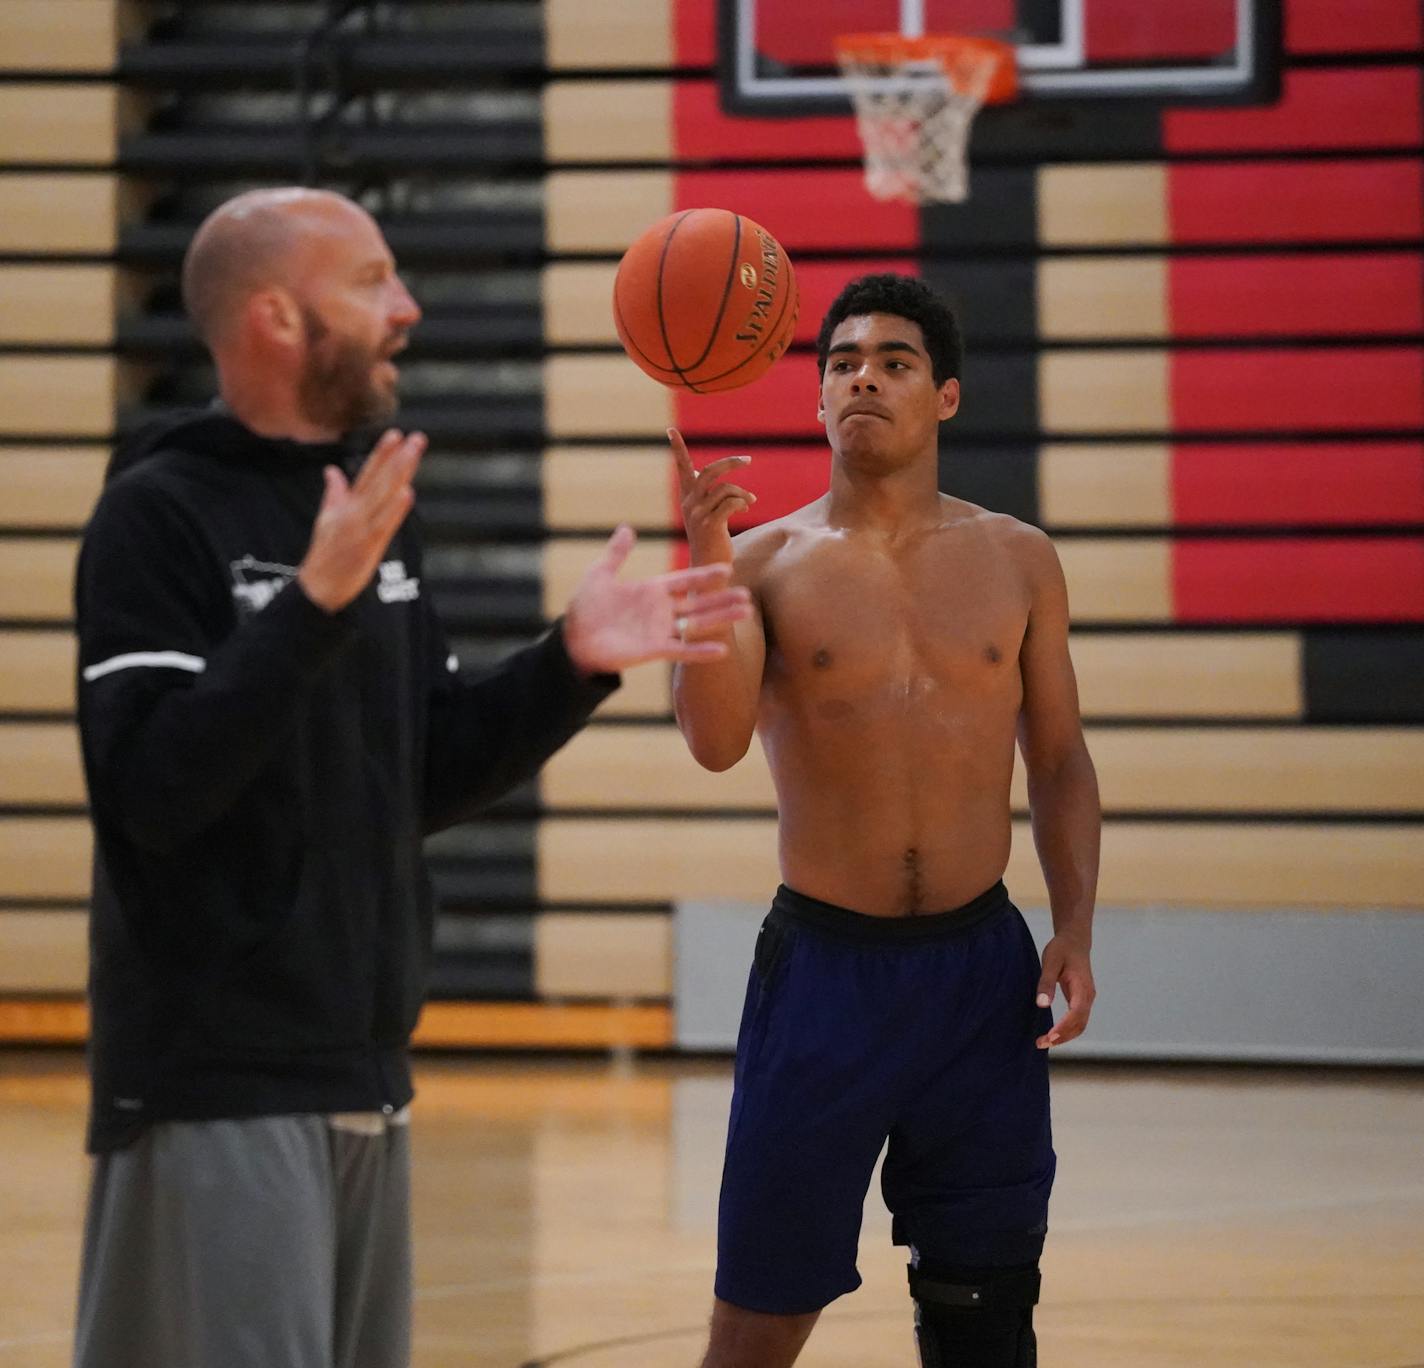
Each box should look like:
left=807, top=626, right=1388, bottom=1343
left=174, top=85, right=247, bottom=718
left=791, top=259, right=917, bottom=343
left=1168, top=254, right=1424, bottom=338
left=1171, top=443, right=1424, bottom=526
left=1173, top=538, right=1424, bottom=622
left=674, top=82, right=861, bottom=161
left=1171, top=347, right=1424, bottom=432
left=675, top=170, right=918, bottom=250
left=676, top=0, right=717, bottom=65
left=1086, top=0, right=1236, bottom=62
left=1165, top=67, right=1423, bottom=153
left=1169, top=160, right=1424, bottom=243
left=1286, top=0, right=1424, bottom=54
left=676, top=354, right=824, bottom=436
left=751, top=1, right=1017, bottom=66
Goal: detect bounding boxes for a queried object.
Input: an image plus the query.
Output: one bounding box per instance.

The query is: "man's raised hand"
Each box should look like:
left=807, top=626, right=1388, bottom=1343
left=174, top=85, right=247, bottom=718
left=562, top=525, right=753, bottom=676
left=298, top=429, right=427, bottom=613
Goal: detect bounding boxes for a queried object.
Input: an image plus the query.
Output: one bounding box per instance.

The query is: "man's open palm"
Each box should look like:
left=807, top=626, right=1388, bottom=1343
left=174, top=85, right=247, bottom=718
left=563, top=525, right=753, bottom=675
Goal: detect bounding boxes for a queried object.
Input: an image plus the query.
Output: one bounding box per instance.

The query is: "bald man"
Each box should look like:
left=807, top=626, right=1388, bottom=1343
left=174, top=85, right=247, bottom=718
left=71, top=189, right=750, bottom=1368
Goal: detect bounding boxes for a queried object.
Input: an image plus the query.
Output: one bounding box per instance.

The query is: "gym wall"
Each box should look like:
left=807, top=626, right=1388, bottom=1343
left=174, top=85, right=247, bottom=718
left=0, top=0, right=1419, bottom=1059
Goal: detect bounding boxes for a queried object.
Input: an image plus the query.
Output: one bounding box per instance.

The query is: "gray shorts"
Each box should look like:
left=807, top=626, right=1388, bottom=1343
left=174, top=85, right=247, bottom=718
left=73, top=1111, right=411, bottom=1368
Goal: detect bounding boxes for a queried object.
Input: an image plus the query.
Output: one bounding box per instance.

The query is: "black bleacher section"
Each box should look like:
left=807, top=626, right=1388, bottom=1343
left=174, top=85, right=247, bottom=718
left=116, top=0, right=563, bottom=999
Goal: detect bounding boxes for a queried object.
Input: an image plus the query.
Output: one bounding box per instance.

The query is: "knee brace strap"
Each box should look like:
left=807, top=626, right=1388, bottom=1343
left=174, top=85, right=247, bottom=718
left=908, top=1263, right=1041, bottom=1312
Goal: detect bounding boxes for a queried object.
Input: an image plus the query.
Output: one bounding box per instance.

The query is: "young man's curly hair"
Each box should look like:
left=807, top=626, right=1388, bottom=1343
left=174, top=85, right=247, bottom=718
left=815, top=273, right=963, bottom=386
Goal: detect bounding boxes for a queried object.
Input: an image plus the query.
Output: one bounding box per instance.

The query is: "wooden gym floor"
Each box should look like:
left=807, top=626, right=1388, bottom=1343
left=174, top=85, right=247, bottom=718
left=1, top=1050, right=1420, bottom=1367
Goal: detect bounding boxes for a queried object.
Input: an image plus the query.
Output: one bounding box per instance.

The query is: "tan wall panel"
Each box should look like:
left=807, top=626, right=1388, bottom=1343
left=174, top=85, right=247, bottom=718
left=539, top=817, right=779, bottom=903
left=1056, top=538, right=1171, bottom=622
left=1038, top=165, right=1168, bottom=247
left=544, top=355, right=674, bottom=440
left=1039, top=445, right=1171, bottom=528
left=0, top=910, right=87, bottom=992
left=0, top=356, right=116, bottom=437
left=557, top=722, right=1419, bottom=818
left=1008, top=822, right=1424, bottom=910
left=0, top=174, right=119, bottom=253
left=602, top=661, right=674, bottom=718
left=1098, top=728, right=1424, bottom=814
left=0, top=631, right=76, bottom=712
left=605, top=634, right=1298, bottom=723
left=560, top=723, right=1424, bottom=817
left=1040, top=351, right=1170, bottom=434
left=0, top=265, right=115, bottom=345
left=0, top=446, right=106, bottom=528
left=0, top=85, right=119, bottom=163
left=542, top=628, right=1299, bottom=722
left=0, top=817, right=91, bottom=898
left=544, top=81, right=672, bottom=163
left=543, top=725, right=775, bottom=810
left=1011, top=728, right=1424, bottom=814
left=542, top=446, right=670, bottom=529
left=0, top=723, right=84, bottom=805
left=534, top=912, right=671, bottom=998
left=0, top=537, right=78, bottom=620
left=546, top=0, right=673, bottom=69
left=0, top=1, right=121, bottom=73
left=542, top=817, right=1424, bottom=909
left=545, top=171, right=674, bottom=253
left=1038, top=258, right=1168, bottom=340
left=1072, top=632, right=1301, bottom=719
left=542, top=536, right=671, bottom=620
left=543, top=265, right=621, bottom=347
left=525, top=630, right=1300, bottom=723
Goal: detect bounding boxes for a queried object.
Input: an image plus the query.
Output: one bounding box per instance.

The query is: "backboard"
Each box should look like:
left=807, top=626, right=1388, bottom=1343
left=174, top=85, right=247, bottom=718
left=718, top=0, right=1283, bottom=114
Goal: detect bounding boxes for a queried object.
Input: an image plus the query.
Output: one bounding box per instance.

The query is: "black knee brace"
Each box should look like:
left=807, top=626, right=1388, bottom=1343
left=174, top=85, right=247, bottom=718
left=908, top=1258, right=1040, bottom=1368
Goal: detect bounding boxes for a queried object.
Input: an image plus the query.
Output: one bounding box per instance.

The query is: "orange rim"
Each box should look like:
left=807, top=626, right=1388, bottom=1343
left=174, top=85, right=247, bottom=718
left=835, top=32, right=1019, bottom=105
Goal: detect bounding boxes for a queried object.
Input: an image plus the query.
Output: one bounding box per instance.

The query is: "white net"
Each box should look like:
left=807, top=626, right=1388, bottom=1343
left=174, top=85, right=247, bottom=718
left=837, top=36, right=1014, bottom=205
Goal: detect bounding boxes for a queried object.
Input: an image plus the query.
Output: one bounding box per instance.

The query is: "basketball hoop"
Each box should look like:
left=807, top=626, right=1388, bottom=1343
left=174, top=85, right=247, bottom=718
left=836, top=32, right=1018, bottom=205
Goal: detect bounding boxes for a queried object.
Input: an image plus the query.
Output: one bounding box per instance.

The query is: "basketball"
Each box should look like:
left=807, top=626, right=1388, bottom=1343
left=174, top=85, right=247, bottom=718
left=612, top=208, right=799, bottom=393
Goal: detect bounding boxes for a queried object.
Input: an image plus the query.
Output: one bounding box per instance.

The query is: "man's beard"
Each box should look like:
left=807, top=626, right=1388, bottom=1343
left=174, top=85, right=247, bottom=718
left=296, top=306, right=399, bottom=435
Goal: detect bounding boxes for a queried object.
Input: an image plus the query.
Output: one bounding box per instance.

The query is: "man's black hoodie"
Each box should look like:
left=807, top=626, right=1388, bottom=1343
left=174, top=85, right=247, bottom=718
left=76, top=410, right=617, bottom=1151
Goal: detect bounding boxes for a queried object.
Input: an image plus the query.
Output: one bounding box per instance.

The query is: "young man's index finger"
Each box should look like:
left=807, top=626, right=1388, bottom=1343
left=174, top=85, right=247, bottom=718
left=668, top=428, right=698, bottom=489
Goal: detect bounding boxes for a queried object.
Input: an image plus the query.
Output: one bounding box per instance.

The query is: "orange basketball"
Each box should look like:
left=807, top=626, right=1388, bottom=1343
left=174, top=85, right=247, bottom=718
left=613, top=208, right=799, bottom=393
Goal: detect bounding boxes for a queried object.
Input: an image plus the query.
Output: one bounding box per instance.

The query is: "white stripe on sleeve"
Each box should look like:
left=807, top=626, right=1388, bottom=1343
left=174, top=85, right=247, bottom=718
left=82, top=651, right=207, bottom=683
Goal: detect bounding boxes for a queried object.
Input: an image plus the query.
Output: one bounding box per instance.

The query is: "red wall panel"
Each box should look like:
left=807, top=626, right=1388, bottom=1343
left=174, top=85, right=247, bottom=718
left=675, top=170, right=918, bottom=251
left=676, top=0, right=717, bottom=66
left=1286, top=0, right=1424, bottom=54
left=1168, top=160, right=1424, bottom=244
left=1165, top=67, right=1423, bottom=153
left=1168, top=254, right=1424, bottom=338
left=1171, top=443, right=1424, bottom=526
left=1173, top=538, right=1424, bottom=622
left=791, top=258, right=917, bottom=343
left=674, top=82, right=861, bottom=162
left=751, top=1, right=1015, bottom=66
left=1171, top=347, right=1424, bottom=432
left=676, top=353, right=824, bottom=437
left=1087, top=0, right=1236, bottom=62
left=753, top=0, right=898, bottom=64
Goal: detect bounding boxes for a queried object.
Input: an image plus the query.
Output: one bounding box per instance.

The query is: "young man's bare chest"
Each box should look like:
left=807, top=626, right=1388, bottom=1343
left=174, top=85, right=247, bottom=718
left=756, top=523, right=1030, bottom=716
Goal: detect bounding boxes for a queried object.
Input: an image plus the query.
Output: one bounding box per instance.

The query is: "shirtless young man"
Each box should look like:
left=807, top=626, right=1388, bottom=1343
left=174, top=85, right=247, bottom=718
left=671, top=274, right=1100, bottom=1368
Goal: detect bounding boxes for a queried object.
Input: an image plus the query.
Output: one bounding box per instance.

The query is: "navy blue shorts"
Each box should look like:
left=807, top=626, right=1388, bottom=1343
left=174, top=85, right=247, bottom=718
left=715, top=881, right=1055, bottom=1316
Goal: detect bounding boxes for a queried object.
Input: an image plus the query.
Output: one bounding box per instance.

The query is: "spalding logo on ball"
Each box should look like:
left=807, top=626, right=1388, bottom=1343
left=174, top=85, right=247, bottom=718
left=613, top=208, right=799, bottom=393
